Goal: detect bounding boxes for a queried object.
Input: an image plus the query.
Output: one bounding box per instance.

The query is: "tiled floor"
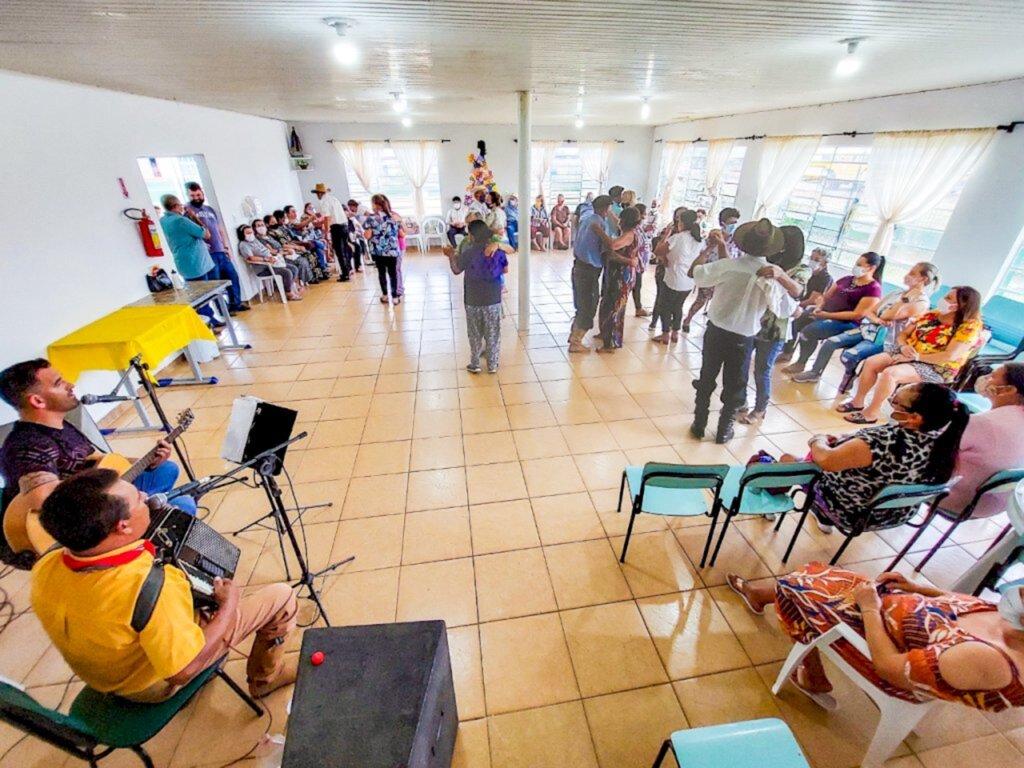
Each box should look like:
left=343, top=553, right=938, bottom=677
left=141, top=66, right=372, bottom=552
left=1, top=251, right=1021, bottom=767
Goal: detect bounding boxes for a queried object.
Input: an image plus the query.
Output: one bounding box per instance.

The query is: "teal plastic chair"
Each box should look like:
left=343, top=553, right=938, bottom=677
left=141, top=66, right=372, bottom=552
left=617, top=462, right=730, bottom=567
left=888, top=468, right=1024, bottom=572
left=780, top=481, right=951, bottom=567
left=0, top=657, right=260, bottom=767
left=707, top=462, right=822, bottom=567
left=956, top=391, right=991, bottom=414
left=652, top=718, right=810, bottom=768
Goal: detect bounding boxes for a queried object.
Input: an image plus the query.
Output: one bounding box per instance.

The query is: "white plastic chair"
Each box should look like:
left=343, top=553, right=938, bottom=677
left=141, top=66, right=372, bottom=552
left=252, top=267, right=287, bottom=304
left=420, top=216, right=446, bottom=250
left=772, top=623, right=941, bottom=768
left=402, top=217, right=424, bottom=252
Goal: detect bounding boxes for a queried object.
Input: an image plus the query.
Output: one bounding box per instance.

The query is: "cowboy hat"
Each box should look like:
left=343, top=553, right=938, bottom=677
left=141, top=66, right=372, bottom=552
left=311, top=183, right=331, bottom=194
left=768, top=226, right=806, bottom=271
left=732, top=218, right=785, bottom=258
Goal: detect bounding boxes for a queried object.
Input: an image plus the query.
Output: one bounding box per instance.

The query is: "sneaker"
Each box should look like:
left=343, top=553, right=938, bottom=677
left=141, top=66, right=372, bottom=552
left=466, top=363, right=481, bottom=374
left=814, top=514, right=834, bottom=535
left=487, top=367, right=498, bottom=374
left=635, top=308, right=651, bottom=317
left=791, top=371, right=821, bottom=383
left=775, top=352, right=793, bottom=365
left=781, top=363, right=805, bottom=374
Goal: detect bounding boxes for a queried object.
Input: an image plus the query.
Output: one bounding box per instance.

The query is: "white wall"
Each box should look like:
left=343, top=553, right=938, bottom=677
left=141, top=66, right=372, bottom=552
left=647, top=78, right=1024, bottom=297
left=0, top=70, right=303, bottom=422
left=291, top=121, right=655, bottom=212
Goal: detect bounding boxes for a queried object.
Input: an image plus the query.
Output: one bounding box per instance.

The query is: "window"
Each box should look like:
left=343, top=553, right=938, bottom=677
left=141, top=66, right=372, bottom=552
left=530, top=146, right=600, bottom=208
left=996, top=238, right=1024, bottom=303
left=716, top=146, right=747, bottom=212
left=658, top=145, right=710, bottom=211
left=343, top=145, right=442, bottom=219
left=136, top=155, right=205, bottom=215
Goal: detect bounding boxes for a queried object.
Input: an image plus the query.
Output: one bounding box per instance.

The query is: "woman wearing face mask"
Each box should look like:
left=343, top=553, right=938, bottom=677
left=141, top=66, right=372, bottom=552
left=792, top=261, right=939, bottom=386
left=647, top=207, right=689, bottom=332
left=726, top=560, right=1024, bottom=714
left=236, top=225, right=303, bottom=301
left=485, top=191, right=507, bottom=240
left=681, top=207, right=742, bottom=333
left=504, top=194, right=520, bottom=250
left=253, top=218, right=316, bottom=286
left=530, top=195, right=550, bottom=251
left=780, top=251, right=885, bottom=375
left=651, top=209, right=703, bottom=344
left=841, top=286, right=984, bottom=424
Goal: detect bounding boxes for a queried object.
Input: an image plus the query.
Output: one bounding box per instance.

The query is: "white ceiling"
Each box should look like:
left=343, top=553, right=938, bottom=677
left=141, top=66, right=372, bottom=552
left=2, top=1, right=1024, bottom=126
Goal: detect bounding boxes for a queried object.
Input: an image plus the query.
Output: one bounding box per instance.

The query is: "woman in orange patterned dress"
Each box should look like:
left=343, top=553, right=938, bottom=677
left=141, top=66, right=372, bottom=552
left=727, top=563, right=1024, bottom=712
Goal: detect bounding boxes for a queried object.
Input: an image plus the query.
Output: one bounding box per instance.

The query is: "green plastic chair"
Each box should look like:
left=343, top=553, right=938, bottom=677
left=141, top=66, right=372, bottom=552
left=0, top=657, right=261, bottom=767
left=617, top=462, right=731, bottom=567
left=707, top=462, right=822, bottom=567
left=780, top=481, right=951, bottom=567
left=651, top=717, right=810, bottom=767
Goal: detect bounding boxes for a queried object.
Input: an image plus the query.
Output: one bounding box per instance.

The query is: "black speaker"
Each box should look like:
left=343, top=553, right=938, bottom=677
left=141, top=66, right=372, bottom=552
left=283, top=622, right=458, bottom=768
left=221, top=397, right=297, bottom=474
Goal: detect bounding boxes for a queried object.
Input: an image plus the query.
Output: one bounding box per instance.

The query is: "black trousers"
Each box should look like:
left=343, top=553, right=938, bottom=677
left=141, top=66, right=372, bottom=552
left=656, top=285, right=690, bottom=333
left=693, top=322, right=754, bottom=422
left=330, top=224, right=350, bottom=279
left=782, top=312, right=815, bottom=354
left=447, top=225, right=466, bottom=247
left=571, top=260, right=603, bottom=332
left=376, top=255, right=399, bottom=297
left=631, top=267, right=644, bottom=310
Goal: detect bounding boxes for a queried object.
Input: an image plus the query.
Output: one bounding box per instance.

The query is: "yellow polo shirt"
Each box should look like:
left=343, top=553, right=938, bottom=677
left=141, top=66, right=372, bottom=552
left=30, top=541, right=206, bottom=695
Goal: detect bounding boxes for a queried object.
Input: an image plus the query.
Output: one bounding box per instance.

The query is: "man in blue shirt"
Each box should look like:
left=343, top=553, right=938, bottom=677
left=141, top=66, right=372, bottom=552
left=185, top=182, right=249, bottom=312
left=159, top=195, right=219, bottom=323
left=568, top=195, right=614, bottom=353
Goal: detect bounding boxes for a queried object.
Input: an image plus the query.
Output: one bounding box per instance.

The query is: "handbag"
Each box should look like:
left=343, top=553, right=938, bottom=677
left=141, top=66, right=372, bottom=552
left=146, top=267, right=174, bottom=293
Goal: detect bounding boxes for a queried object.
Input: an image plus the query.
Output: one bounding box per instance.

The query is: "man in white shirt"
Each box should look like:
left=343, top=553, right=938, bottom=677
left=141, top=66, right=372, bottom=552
left=688, top=218, right=800, bottom=443
left=445, top=196, right=468, bottom=247
left=311, top=183, right=351, bottom=282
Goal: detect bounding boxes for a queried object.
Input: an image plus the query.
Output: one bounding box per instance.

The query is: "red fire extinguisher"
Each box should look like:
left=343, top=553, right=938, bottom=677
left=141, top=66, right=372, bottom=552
left=124, top=208, right=164, bottom=257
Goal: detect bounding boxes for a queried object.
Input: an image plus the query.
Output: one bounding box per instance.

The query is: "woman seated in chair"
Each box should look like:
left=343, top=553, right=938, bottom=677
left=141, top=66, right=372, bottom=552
left=236, top=224, right=303, bottom=301
left=786, top=382, right=968, bottom=533
left=727, top=564, right=1024, bottom=712
left=530, top=195, right=550, bottom=251
left=839, top=286, right=984, bottom=424
left=551, top=194, right=571, bottom=250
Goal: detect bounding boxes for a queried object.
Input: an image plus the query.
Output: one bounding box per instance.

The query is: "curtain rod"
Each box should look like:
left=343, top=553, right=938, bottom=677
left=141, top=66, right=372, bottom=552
left=512, top=139, right=625, bottom=144
left=327, top=139, right=452, bottom=144
left=653, top=120, right=1022, bottom=144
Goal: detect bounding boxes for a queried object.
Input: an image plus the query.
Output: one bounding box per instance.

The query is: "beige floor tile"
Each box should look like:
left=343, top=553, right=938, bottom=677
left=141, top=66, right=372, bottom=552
left=561, top=422, right=616, bottom=453
left=573, top=450, right=630, bottom=491
left=342, top=473, right=408, bottom=518
left=448, top=626, right=486, bottom=721
left=607, top=417, right=670, bottom=450
left=464, top=431, right=519, bottom=465
left=332, top=514, right=405, bottom=572
left=412, top=408, right=463, bottom=439
left=500, top=382, right=547, bottom=405
left=321, top=394, right=372, bottom=419
left=402, top=506, right=473, bottom=564
left=362, top=413, right=414, bottom=443
left=470, top=499, right=541, bottom=554
left=673, top=523, right=774, bottom=586
left=466, top=461, right=528, bottom=505
left=512, top=427, right=570, bottom=460
left=673, top=668, right=783, bottom=728
left=352, top=439, right=411, bottom=476
left=612, top=530, right=703, bottom=597
left=249, top=521, right=339, bottom=585
left=544, top=539, right=632, bottom=610
left=304, top=417, right=367, bottom=450
left=475, top=548, right=558, bottom=622
left=487, top=701, right=598, bottom=768
left=561, top=600, right=668, bottom=697
left=407, top=467, right=469, bottom=511
left=453, top=719, right=491, bottom=768
left=521, top=456, right=586, bottom=497
left=707, top=582, right=794, bottom=665
left=410, top=434, right=466, bottom=471
left=638, top=590, right=750, bottom=680
left=479, top=613, right=579, bottom=714
left=550, top=398, right=602, bottom=425
left=294, top=445, right=358, bottom=482
left=506, top=402, right=559, bottom=430
left=319, top=567, right=399, bottom=626
left=583, top=684, right=688, bottom=768
left=462, top=406, right=512, bottom=434
left=396, top=558, right=478, bottom=627
left=460, top=385, right=505, bottom=409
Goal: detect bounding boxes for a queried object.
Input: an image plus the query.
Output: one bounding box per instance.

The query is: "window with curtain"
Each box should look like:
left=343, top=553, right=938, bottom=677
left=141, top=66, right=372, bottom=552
left=529, top=145, right=599, bottom=207
left=716, top=146, right=747, bottom=211
left=658, top=145, right=711, bottom=210
left=996, top=237, right=1024, bottom=303
left=341, top=144, right=442, bottom=218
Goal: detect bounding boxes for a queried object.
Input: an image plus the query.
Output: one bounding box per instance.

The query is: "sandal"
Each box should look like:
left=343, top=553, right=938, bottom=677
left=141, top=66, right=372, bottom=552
left=834, top=401, right=862, bottom=414
left=843, top=412, right=878, bottom=425
left=726, top=574, right=765, bottom=616
left=791, top=667, right=838, bottom=711
left=379, top=296, right=389, bottom=304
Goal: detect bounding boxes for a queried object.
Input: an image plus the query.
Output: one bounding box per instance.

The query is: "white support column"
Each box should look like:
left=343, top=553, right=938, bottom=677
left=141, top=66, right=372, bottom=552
left=517, top=91, right=532, bottom=330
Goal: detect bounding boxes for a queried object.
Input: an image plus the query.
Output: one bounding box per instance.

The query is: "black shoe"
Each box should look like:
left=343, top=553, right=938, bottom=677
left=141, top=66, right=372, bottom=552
left=715, top=417, right=736, bottom=444
left=682, top=324, right=690, bottom=333
left=231, top=303, right=251, bottom=313
left=337, top=276, right=351, bottom=282
left=690, top=423, right=705, bottom=440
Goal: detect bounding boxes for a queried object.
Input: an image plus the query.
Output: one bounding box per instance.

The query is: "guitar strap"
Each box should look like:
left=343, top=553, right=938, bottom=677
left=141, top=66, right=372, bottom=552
left=131, top=563, right=165, bottom=634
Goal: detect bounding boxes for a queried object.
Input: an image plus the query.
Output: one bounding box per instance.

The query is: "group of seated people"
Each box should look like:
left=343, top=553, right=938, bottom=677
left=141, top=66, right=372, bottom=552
left=444, top=189, right=582, bottom=253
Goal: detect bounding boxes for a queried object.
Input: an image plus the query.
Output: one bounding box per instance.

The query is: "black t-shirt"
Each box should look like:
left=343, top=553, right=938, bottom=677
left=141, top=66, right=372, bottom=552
left=804, top=269, right=834, bottom=300
left=0, top=421, right=95, bottom=511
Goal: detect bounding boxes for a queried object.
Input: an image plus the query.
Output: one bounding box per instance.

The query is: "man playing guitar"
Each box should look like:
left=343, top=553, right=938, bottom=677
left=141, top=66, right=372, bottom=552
left=0, top=359, right=197, bottom=564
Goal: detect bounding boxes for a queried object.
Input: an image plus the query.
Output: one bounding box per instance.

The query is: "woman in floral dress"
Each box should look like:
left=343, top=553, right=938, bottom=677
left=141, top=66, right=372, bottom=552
left=596, top=206, right=642, bottom=353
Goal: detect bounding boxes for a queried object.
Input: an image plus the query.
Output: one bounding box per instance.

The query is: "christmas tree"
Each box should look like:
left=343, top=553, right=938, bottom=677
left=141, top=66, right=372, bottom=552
left=465, top=140, right=498, bottom=202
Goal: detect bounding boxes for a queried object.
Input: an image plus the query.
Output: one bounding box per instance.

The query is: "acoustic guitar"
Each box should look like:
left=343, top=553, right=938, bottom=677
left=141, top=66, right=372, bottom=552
left=3, top=410, right=194, bottom=556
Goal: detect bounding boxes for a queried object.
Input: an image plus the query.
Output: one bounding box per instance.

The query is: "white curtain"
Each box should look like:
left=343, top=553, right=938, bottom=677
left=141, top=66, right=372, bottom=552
left=334, top=141, right=381, bottom=194
left=531, top=142, right=559, bottom=199
left=864, top=128, right=995, bottom=254
left=392, top=141, right=439, bottom=220
left=753, top=135, right=822, bottom=219
left=657, top=142, right=689, bottom=224
left=579, top=141, right=615, bottom=191
left=704, top=139, right=736, bottom=197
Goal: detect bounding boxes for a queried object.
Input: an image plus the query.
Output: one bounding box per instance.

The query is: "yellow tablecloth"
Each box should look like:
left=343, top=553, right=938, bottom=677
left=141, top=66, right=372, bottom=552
left=47, top=305, right=216, bottom=382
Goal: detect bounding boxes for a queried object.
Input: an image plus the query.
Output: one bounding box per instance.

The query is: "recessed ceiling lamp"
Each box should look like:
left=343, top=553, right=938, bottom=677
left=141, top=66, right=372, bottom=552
left=836, top=37, right=864, bottom=76
left=325, top=17, right=360, bottom=67
left=402, top=116, right=413, bottom=127
left=391, top=92, right=408, bottom=113
left=574, top=115, right=585, bottom=129
left=641, top=98, right=651, bottom=121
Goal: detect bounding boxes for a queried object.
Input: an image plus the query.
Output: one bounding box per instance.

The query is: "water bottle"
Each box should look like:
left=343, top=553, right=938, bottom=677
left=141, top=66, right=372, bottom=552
left=254, top=733, right=285, bottom=768
left=170, top=269, right=185, bottom=290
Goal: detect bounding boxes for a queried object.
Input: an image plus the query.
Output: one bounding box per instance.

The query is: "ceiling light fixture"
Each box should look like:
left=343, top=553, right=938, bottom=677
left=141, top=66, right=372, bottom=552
left=835, top=37, right=864, bottom=77
left=324, top=17, right=361, bottom=67
left=641, top=98, right=651, bottom=121
left=391, top=92, right=408, bottom=113
left=574, top=116, right=585, bottom=129
left=402, top=116, right=413, bottom=128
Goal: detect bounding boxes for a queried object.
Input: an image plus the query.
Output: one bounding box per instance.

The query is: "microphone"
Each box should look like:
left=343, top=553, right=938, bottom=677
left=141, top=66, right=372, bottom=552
left=80, top=393, right=138, bottom=405
left=146, top=493, right=175, bottom=513
left=165, top=476, right=214, bottom=501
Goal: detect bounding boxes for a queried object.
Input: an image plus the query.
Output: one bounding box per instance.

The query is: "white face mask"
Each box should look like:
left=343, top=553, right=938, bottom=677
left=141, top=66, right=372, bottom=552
left=937, top=299, right=956, bottom=315
left=244, top=233, right=255, bottom=242
left=852, top=265, right=869, bottom=278
left=255, top=225, right=267, bottom=235
left=999, top=585, right=1024, bottom=630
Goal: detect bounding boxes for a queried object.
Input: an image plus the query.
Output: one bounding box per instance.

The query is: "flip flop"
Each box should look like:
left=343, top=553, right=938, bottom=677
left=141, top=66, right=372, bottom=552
left=834, top=402, right=862, bottom=414
left=726, top=575, right=765, bottom=616
left=790, top=669, right=838, bottom=711
left=844, top=412, right=878, bottom=425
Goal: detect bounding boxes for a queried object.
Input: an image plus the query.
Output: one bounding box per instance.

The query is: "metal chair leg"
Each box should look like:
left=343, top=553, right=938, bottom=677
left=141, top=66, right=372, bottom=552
left=886, top=519, right=930, bottom=572
left=651, top=738, right=674, bottom=768
left=773, top=510, right=788, bottom=532
left=215, top=668, right=264, bottom=716
left=130, top=745, right=156, bottom=768
left=620, top=506, right=640, bottom=563
left=830, top=534, right=856, bottom=565
left=913, top=517, right=962, bottom=572
left=782, top=508, right=810, bottom=563
left=699, top=505, right=720, bottom=568
left=617, top=471, right=627, bottom=513
left=708, top=511, right=733, bottom=567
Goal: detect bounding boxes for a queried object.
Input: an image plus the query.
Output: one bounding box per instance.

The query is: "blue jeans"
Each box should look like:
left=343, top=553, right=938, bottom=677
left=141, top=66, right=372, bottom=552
left=795, top=319, right=858, bottom=366
left=133, top=461, right=197, bottom=515
left=507, top=220, right=519, bottom=250
left=747, top=339, right=785, bottom=413
left=809, top=328, right=883, bottom=375
left=187, top=268, right=219, bottom=321
left=210, top=251, right=243, bottom=308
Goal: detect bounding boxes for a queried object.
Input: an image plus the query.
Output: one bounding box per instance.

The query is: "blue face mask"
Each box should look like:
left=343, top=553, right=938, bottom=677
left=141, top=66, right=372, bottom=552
left=724, top=223, right=738, bottom=236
